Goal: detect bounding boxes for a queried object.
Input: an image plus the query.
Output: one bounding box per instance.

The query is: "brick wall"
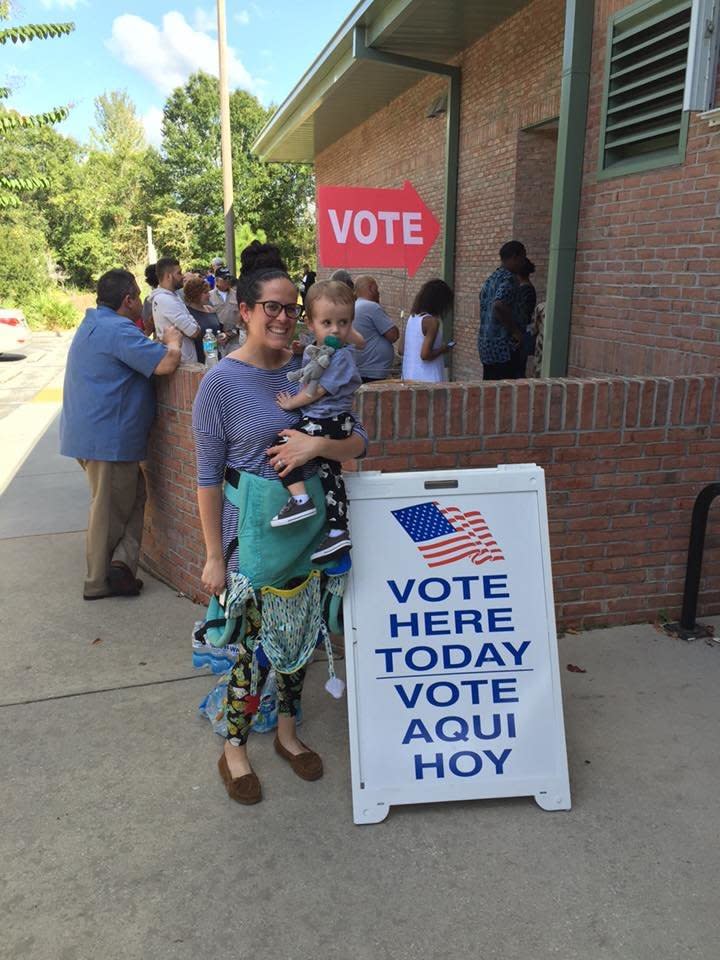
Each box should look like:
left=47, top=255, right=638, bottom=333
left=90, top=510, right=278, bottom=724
left=315, top=0, right=565, bottom=381
left=142, top=367, right=720, bottom=630
left=570, top=0, right=720, bottom=377
left=315, top=0, right=720, bottom=381
left=142, top=365, right=207, bottom=601
left=513, top=126, right=558, bottom=302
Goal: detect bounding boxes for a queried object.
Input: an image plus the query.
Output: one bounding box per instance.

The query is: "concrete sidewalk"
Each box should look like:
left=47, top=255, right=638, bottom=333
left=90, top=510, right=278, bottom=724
left=0, top=332, right=73, bottom=495
left=2, top=419, right=720, bottom=960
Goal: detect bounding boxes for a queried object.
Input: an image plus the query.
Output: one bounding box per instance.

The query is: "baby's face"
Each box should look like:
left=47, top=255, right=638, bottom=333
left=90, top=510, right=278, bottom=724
left=306, top=297, right=354, bottom=345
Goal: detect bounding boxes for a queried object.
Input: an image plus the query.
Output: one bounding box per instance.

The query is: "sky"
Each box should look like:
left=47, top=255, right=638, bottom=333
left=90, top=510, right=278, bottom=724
left=4, top=0, right=353, bottom=147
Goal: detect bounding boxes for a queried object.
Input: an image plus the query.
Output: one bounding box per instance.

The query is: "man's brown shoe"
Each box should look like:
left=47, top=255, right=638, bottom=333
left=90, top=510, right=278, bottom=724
left=108, top=561, right=142, bottom=596
left=218, top=753, right=262, bottom=804
left=274, top=737, right=323, bottom=781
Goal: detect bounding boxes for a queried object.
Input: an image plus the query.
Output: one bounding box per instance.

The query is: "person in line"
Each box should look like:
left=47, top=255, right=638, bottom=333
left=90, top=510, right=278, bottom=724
left=273, top=279, right=364, bottom=564
left=184, top=276, right=227, bottom=363
left=329, top=268, right=354, bottom=290
left=60, top=269, right=182, bottom=600
left=300, top=263, right=317, bottom=305
left=207, top=257, right=224, bottom=290
left=478, top=241, right=527, bottom=380
left=400, top=279, right=454, bottom=383
left=141, top=263, right=158, bottom=337
left=193, top=242, right=367, bottom=805
left=509, top=256, right=537, bottom=379
left=353, top=275, right=399, bottom=383
left=149, top=257, right=201, bottom=364
left=210, top=267, right=243, bottom=350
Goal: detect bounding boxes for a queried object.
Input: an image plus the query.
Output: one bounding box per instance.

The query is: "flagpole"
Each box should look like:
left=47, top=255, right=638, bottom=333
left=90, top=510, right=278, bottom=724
left=217, top=0, right=236, bottom=274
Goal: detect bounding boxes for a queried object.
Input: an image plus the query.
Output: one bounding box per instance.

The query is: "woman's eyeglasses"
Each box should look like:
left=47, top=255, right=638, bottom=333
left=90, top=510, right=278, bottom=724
left=257, top=300, right=305, bottom=321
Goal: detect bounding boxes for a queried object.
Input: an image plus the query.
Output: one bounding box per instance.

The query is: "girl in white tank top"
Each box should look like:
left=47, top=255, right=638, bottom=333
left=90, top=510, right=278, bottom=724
left=400, top=279, right=454, bottom=382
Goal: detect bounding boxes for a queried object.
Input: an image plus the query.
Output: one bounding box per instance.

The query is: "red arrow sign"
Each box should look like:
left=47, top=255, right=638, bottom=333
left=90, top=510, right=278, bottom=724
left=317, top=181, right=441, bottom=278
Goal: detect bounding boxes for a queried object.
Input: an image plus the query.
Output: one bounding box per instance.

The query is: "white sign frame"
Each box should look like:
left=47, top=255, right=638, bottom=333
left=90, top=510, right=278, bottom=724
left=343, top=465, right=571, bottom=825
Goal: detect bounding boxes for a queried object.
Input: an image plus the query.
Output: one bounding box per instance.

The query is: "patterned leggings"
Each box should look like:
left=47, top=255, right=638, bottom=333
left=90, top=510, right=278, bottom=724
left=226, top=652, right=306, bottom=746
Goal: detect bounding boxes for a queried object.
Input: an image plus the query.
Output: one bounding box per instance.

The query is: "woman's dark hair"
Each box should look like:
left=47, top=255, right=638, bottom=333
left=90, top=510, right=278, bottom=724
left=236, top=241, right=291, bottom=306
left=518, top=257, right=536, bottom=277
left=97, top=269, right=137, bottom=310
left=499, top=240, right=526, bottom=261
left=411, top=278, right=454, bottom=318
left=144, top=263, right=158, bottom=288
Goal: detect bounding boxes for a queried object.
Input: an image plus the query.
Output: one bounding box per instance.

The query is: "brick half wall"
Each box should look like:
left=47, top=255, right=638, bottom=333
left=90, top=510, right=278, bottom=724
left=142, top=368, right=720, bottom=629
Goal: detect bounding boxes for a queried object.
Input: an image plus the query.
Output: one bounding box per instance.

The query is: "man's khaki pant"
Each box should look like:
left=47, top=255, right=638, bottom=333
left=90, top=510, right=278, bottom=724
left=78, top=460, right=146, bottom=597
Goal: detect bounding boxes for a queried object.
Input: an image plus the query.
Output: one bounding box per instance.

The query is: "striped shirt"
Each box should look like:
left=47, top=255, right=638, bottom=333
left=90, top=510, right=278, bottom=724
left=193, top=354, right=307, bottom=486
left=192, top=354, right=367, bottom=580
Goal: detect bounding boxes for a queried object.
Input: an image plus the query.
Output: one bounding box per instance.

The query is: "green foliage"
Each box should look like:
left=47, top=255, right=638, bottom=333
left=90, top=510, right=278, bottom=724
left=0, top=174, right=50, bottom=191
left=235, top=221, right=267, bottom=254
left=0, top=62, right=317, bottom=306
left=159, top=72, right=225, bottom=256
left=0, top=3, right=74, bottom=206
left=247, top=161, right=316, bottom=274
left=153, top=208, right=195, bottom=262
left=0, top=21, right=73, bottom=44
left=0, top=105, right=70, bottom=131
left=59, top=229, right=116, bottom=287
left=158, top=72, right=315, bottom=271
left=0, top=207, right=50, bottom=302
left=91, top=91, right=146, bottom=154
left=22, top=288, right=80, bottom=331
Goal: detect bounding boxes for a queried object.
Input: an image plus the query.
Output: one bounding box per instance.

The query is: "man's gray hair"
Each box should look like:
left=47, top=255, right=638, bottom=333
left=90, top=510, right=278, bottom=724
left=329, top=269, right=354, bottom=290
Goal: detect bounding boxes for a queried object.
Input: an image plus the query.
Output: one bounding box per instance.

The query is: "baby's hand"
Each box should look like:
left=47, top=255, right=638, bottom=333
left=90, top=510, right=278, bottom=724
left=276, top=391, right=295, bottom=410
left=290, top=339, right=305, bottom=356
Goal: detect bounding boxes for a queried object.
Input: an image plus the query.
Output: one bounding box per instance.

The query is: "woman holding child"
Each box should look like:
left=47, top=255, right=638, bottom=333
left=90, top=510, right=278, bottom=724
left=192, top=243, right=366, bottom=805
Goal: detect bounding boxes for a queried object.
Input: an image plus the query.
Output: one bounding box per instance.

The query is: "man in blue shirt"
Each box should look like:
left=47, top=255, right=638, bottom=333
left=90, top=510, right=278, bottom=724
left=478, top=240, right=527, bottom=380
left=60, top=270, right=182, bottom=600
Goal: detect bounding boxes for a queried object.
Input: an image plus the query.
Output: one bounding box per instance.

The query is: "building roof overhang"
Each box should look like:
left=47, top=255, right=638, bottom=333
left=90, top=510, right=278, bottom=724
left=252, top=0, right=532, bottom=162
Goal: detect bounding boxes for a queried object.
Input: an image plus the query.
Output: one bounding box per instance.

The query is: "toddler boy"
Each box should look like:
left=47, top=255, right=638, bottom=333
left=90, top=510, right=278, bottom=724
left=272, top=280, right=364, bottom=564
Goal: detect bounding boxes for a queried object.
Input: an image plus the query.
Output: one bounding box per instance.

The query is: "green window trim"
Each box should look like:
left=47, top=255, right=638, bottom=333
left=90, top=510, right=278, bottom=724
left=597, top=0, right=693, bottom=180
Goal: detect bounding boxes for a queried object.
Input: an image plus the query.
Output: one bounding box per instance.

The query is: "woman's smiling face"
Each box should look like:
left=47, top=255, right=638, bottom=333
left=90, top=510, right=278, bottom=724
left=240, top=276, right=299, bottom=350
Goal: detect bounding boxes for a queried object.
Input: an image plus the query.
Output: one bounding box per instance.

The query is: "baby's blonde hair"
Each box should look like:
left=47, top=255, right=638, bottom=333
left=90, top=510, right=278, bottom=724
left=304, top=279, right=355, bottom=321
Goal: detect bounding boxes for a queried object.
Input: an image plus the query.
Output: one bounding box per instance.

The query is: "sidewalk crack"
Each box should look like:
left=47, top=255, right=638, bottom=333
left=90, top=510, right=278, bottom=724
left=0, top=673, right=211, bottom=708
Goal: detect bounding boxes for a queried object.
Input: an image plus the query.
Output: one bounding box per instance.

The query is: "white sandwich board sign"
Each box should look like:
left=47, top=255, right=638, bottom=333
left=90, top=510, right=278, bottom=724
left=343, top=465, right=571, bottom=825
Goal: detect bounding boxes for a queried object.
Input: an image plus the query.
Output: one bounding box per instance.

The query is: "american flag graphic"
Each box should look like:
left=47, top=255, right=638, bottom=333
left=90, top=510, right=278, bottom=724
left=391, top=501, right=505, bottom=568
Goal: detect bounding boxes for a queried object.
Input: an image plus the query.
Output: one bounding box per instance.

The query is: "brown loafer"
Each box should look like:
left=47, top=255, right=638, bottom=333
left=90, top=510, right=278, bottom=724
left=108, top=561, right=141, bottom=596
left=218, top=752, right=262, bottom=804
left=274, top=736, right=323, bottom=781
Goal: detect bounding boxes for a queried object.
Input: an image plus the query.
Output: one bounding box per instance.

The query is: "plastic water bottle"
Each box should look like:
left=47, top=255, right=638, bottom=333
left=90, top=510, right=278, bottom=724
left=202, top=329, right=218, bottom=367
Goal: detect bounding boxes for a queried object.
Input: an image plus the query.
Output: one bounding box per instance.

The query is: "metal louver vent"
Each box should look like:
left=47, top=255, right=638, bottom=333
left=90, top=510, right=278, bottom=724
left=602, top=0, right=692, bottom=170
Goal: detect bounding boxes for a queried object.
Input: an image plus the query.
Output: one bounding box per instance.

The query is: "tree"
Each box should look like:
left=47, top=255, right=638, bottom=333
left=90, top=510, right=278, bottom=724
left=0, top=0, right=74, bottom=207
left=156, top=72, right=224, bottom=257
left=81, top=93, right=151, bottom=271
left=153, top=208, right=195, bottom=263
left=234, top=221, right=267, bottom=257
left=0, top=206, right=50, bottom=302
left=154, top=72, right=315, bottom=271
left=90, top=91, right=146, bottom=155
left=0, top=89, right=162, bottom=287
left=246, top=159, right=316, bottom=273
